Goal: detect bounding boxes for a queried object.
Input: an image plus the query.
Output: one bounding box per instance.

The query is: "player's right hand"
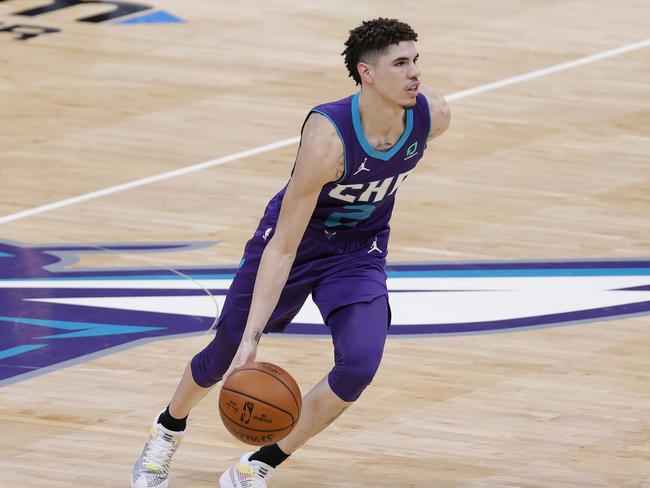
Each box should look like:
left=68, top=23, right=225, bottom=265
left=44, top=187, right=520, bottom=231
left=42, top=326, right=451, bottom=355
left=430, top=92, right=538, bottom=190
left=222, top=338, right=258, bottom=383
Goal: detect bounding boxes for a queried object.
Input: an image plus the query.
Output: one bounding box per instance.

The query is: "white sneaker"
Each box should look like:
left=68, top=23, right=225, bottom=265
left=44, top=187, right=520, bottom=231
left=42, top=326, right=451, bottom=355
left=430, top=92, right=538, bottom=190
left=219, top=452, right=275, bottom=488
left=131, top=412, right=184, bottom=488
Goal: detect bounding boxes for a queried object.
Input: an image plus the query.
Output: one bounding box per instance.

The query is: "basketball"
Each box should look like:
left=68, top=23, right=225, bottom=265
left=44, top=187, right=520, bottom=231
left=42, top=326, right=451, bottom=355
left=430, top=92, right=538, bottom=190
left=219, top=362, right=302, bottom=446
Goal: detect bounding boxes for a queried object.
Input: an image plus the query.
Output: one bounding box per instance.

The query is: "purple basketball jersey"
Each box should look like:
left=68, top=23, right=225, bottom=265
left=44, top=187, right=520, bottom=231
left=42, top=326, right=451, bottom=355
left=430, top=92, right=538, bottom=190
left=263, top=92, right=431, bottom=241
left=191, top=94, right=432, bottom=388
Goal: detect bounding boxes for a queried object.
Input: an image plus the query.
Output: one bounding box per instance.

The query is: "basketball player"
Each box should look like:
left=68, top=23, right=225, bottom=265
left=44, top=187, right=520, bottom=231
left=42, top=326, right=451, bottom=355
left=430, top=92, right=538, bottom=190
left=132, top=17, right=450, bottom=488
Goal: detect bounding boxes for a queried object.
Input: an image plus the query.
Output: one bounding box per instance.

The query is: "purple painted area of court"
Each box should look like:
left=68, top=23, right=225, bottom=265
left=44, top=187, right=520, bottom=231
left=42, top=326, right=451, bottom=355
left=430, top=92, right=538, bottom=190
left=0, top=239, right=649, bottom=386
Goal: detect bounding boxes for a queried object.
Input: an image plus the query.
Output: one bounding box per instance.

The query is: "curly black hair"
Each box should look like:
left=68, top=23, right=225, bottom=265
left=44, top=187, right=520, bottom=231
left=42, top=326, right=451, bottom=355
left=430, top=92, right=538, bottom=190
left=342, top=18, right=418, bottom=85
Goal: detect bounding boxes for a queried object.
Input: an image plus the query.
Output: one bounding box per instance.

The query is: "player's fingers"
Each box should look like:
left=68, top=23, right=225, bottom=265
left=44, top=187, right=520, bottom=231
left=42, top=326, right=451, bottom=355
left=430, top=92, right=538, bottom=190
left=222, top=355, right=241, bottom=382
left=223, top=342, right=258, bottom=382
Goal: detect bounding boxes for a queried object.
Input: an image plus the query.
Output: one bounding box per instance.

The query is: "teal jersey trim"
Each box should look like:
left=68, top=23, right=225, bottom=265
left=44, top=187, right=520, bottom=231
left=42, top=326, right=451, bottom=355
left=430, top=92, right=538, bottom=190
left=420, top=93, right=432, bottom=143
left=312, top=109, right=348, bottom=182
left=351, top=92, right=414, bottom=161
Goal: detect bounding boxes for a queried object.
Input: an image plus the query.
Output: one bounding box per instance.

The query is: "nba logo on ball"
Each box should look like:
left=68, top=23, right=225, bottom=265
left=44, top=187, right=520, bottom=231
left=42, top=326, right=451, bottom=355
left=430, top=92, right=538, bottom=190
left=219, top=362, right=302, bottom=446
left=240, top=402, right=254, bottom=424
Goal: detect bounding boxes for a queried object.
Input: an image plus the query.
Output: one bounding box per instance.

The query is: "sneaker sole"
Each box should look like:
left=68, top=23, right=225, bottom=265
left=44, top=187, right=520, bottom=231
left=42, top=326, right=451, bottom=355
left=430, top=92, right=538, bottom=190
left=218, top=469, right=231, bottom=488
left=131, top=477, right=169, bottom=488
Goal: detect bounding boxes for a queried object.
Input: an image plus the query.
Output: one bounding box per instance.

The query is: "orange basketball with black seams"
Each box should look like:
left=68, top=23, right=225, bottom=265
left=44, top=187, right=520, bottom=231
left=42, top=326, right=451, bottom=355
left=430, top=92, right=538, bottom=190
left=219, top=362, right=302, bottom=446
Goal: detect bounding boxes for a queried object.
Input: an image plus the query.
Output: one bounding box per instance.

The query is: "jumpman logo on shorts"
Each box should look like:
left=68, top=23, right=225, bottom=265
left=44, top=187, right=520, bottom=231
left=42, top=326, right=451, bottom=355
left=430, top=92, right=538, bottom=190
left=353, top=158, right=370, bottom=175
left=368, top=237, right=382, bottom=254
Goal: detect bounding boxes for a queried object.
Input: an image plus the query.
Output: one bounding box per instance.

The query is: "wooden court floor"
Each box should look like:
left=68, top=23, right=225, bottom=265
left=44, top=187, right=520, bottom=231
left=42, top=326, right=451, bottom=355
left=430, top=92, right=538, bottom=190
left=1, top=1, right=649, bottom=486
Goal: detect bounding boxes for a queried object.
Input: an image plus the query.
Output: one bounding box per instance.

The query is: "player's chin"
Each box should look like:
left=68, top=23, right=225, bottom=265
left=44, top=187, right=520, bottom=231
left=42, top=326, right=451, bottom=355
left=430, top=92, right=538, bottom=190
left=401, top=97, right=418, bottom=109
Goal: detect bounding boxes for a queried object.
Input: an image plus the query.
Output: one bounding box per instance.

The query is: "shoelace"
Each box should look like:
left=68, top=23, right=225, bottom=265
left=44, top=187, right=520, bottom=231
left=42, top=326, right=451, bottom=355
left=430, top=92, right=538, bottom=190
left=236, top=461, right=272, bottom=487
left=143, top=431, right=177, bottom=471
left=249, top=461, right=273, bottom=485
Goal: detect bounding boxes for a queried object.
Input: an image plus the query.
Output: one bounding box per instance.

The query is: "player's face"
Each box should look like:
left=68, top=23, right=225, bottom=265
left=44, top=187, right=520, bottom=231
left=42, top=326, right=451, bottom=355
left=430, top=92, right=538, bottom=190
left=370, top=41, right=421, bottom=108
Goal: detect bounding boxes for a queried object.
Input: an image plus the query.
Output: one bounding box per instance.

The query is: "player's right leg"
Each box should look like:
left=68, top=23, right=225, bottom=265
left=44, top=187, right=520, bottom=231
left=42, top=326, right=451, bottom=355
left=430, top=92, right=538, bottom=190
left=131, top=228, right=311, bottom=487
left=130, top=221, right=272, bottom=488
left=131, top=313, right=242, bottom=488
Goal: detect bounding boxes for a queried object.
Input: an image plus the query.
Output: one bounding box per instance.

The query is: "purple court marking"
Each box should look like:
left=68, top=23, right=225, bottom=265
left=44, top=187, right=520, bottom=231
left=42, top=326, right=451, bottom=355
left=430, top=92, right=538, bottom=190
left=0, top=239, right=648, bottom=386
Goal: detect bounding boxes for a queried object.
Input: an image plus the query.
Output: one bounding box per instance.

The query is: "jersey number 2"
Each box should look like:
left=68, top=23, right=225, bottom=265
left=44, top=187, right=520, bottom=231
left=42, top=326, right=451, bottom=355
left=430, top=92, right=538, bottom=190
left=324, top=204, right=376, bottom=228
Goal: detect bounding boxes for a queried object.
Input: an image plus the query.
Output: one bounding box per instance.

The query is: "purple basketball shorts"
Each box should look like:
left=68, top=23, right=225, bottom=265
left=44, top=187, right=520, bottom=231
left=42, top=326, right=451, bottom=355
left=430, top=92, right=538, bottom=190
left=191, top=218, right=392, bottom=401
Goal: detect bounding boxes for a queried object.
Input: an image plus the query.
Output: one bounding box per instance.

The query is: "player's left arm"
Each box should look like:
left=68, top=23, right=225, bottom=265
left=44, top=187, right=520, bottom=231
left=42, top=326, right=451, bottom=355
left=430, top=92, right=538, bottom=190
left=420, top=84, right=451, bottom=141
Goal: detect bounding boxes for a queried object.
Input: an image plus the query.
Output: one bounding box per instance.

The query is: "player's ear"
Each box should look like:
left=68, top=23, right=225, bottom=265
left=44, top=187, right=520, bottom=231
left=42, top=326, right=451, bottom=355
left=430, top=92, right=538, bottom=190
left=357, top=62, right=374, bottom=84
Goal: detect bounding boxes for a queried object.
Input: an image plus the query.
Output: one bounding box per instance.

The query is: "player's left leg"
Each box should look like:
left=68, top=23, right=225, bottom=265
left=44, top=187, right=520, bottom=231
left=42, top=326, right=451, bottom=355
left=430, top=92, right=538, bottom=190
left=282, top=294, right=389, bottom=448
left=219, top=295, right=390, bottom=488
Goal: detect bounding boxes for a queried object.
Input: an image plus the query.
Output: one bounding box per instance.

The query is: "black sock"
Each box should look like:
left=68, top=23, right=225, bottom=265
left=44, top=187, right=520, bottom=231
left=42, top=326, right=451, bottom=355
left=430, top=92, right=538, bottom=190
left=249, top=444, right=290, bottom=468
left=157, top=406, right=187, bottom=432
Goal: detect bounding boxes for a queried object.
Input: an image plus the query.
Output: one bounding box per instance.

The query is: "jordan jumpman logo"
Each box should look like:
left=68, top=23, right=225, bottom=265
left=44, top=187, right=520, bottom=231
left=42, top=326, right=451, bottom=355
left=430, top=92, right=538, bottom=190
left=368, top=237, right=382, bottom=253
left=353, top=158, right=370, bottom=175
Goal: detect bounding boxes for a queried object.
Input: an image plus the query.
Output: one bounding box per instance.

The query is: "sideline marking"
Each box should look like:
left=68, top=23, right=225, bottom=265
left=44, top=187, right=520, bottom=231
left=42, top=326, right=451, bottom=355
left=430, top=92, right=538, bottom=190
left=1, top=38, right=648, bottom=225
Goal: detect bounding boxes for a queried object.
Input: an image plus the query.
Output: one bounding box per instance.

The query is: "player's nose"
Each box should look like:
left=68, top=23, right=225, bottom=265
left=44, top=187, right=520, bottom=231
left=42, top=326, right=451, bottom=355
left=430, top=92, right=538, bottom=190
left=408, top=62, right=421, bottom=79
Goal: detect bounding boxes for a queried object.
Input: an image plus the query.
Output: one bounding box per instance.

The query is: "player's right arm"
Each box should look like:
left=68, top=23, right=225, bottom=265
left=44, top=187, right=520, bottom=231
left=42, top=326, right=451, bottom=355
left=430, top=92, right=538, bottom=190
left=222, top=112, right=343, bottom=379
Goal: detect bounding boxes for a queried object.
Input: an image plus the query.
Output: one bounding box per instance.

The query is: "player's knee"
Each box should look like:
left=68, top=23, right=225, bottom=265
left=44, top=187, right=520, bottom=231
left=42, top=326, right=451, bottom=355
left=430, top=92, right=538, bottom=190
left=328, top=350, right=383, bottom=402
left=190, top=325, right=239, bottom=388
left=190, top=349, right=222, bottom=388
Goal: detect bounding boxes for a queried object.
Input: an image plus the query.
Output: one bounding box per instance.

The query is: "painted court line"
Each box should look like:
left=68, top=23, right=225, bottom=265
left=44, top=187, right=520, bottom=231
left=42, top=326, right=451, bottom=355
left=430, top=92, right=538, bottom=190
left=1, top=38, right=648, bottom=225
left=445, top=38, right=650, bottom=101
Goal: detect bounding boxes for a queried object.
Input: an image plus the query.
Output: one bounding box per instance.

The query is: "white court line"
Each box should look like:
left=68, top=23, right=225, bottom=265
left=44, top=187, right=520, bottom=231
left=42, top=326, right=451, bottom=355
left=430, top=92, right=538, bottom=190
left=445, top=38, right=650, bottom=101
left=1, top=38, right=648, bottom=225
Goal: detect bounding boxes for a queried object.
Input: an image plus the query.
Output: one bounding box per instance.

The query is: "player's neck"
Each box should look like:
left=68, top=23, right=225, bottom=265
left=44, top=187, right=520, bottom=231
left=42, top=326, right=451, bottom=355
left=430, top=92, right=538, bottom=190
left=357, top=89, right=406, bottom=140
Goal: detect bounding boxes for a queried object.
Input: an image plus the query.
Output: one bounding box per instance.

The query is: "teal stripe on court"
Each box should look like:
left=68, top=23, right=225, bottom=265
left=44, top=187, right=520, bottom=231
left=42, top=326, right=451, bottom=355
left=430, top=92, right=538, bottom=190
left=0, top=344, right=47, bottom=360
left=386, top=268, right=650, bottom=278
left=0, top=252, right=13, bottom=257
left=0, top=269, right=648, bottom=282
left=0, top=316, right=164, bottom=339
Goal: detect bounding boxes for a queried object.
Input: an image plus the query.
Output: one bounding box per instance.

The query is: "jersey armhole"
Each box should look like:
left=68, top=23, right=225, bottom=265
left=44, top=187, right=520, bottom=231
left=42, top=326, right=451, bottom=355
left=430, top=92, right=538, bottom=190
left=310, top=109, right=348, bottom=183
left=418, top=93, right=432, bottom=146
